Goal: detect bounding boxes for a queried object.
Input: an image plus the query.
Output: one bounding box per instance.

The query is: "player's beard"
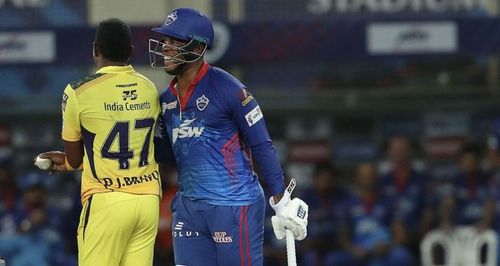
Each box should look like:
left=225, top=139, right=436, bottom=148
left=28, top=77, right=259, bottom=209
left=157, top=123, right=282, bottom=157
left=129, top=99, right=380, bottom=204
left=165, top=62, right=187, bottom=76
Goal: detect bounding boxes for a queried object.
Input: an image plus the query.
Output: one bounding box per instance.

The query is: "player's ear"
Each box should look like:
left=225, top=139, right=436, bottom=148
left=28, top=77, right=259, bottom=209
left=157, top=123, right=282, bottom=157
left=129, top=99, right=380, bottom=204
left=128, top=45, right=134, bottom=60
left=92, top=42, right=99, bottom=58
left=194, top=43, right=205, bottom=55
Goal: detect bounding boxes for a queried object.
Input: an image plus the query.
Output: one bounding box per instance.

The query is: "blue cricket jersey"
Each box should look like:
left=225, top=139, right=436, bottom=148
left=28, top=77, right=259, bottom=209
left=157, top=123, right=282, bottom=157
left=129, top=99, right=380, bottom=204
left=157, top=62, right=284, bottom=205
left=341, top=193, right=393, bottom=249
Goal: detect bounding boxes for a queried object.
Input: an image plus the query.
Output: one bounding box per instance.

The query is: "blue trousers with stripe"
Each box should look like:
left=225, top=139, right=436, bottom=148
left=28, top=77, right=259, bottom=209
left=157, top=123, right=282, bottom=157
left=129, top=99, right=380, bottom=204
left=171, top=192, right=265, bottom=266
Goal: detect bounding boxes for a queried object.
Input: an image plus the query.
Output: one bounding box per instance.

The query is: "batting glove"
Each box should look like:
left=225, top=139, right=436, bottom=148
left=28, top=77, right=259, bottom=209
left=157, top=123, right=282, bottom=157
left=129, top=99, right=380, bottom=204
left=269, top=179, right=309, bottom=241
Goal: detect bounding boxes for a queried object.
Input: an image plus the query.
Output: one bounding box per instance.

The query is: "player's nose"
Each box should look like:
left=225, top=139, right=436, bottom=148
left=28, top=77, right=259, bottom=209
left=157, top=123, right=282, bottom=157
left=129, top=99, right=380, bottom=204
left=162, top=43, right=177, bottom=55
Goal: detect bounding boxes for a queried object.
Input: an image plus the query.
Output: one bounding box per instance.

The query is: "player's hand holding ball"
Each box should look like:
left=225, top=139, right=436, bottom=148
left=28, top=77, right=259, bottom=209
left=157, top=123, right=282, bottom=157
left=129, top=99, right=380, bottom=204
left=34, top=155, right=53, bottom=170
left=33, top=151, right=68, bottom=174
left=269, top=178, right=309, bottom=241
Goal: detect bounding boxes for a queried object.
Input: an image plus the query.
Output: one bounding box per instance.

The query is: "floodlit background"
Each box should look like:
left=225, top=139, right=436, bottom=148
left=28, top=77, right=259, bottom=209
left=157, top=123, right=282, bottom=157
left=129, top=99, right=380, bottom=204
left=1, top=0, right=500, bottom=265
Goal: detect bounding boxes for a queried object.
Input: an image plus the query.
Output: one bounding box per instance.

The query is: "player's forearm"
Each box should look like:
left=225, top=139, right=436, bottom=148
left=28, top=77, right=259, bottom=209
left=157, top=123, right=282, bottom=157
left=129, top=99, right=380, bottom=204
left=63, top=139, right=84, bottom=168
left=251, top=140, right=285, bottom=195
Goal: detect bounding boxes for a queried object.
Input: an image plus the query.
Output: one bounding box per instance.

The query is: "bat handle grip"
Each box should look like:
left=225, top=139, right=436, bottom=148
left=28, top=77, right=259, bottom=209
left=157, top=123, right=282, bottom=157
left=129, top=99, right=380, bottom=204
left=286, top=229, right=297, bottom=266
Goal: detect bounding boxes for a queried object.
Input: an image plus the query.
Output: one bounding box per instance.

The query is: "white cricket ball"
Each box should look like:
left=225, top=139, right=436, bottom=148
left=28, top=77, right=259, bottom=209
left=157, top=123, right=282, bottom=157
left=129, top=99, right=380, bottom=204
left=34, top=155, right=53, bottom=170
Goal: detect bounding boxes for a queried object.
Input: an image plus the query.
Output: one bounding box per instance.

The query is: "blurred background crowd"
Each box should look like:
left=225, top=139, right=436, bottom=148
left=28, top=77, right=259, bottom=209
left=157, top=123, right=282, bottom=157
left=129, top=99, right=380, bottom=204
left=2, top=0, right=500, bottom=265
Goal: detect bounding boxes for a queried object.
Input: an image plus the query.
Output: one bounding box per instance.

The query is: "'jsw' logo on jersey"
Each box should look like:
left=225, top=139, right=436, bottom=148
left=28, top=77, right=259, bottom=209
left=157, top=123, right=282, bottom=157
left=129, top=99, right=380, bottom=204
left=172, top=118, right=204, bottom=143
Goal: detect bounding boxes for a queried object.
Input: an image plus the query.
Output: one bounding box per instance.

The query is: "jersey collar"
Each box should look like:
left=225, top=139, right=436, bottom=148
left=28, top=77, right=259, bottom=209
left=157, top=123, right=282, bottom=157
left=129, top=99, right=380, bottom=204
left=96, top=65, right=134, bottom=74
left=168, top=61, right=209, bottom=110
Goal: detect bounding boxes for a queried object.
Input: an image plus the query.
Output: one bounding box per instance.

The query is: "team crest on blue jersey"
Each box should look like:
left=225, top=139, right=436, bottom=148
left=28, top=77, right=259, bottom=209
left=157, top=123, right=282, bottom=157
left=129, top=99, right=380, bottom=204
left=164, top=11, right=177, bottom=26
left=196, top=95, right=209, bottom=111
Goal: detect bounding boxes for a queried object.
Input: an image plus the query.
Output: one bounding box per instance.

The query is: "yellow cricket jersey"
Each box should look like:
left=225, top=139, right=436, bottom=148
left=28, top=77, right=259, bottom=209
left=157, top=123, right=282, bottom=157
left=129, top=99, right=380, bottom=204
left=61, top=65, right=161, bottom=202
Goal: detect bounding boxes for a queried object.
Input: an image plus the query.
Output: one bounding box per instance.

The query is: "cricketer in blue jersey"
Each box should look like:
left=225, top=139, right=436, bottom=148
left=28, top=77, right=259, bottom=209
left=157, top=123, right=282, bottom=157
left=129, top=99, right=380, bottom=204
left=149, top=7, right=309, bottom=266
left=332, top=163, right=413, bottom=266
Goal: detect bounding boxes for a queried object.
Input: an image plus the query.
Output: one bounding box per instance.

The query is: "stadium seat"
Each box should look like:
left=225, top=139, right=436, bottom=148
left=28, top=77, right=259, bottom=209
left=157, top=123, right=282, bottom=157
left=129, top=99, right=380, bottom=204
left=421, top=226, right=497, bottom=266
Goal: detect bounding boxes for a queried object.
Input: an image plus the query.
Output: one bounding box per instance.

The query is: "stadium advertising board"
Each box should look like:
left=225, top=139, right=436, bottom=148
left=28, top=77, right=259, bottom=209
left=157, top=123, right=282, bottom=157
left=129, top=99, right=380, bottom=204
left=0, top=0, right=86, bottom=27
left=333, top=138, right=377, bottom=161
left=287, top=140, right=332, bottom=163
left=423, top=112, right=469, bottom=137
left=245, top=0, right=488, bottom=20
left=424, top=136, right=465, bottom=160
left=0, top=31, right=55, bottom=63
left=0, top=0, right=48, bottom=8
left=7, top=18, right=500, bottom=66
left=306, top=0, right=487, bottom=14
left=367, top=22, right=457, bottom=54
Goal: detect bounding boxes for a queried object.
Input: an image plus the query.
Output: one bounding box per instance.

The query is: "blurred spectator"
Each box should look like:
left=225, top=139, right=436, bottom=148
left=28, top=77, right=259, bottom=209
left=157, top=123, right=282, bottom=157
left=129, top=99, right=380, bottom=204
left=329, top=162, right=413, bottom=266
left=379, top=136, right=433, bottom=258
left=300, top=162, right=348, bottom=266
left=427, top=143, right=497, bottom=265
left=487, top=120, right=500, bottom=264
left=0, top=160, right=20, bottom=235
left=14, top=172, right=61, bottom=232
left=47, top=172, right=81, bottom=261
left=439, top=144, right=494, bottom=232
left=0, top=172, right=77, bottom=266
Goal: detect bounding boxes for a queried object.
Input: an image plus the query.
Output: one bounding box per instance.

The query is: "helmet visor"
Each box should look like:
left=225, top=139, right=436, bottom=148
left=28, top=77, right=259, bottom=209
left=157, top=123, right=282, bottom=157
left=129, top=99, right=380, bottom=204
left=148, top=38, right=207, bottom=69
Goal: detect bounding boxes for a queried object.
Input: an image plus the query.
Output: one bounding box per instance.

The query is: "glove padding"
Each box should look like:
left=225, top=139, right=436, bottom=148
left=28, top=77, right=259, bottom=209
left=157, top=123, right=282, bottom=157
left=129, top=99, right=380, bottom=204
left=271, top=198, right=308, bottom=241
left=270, top=179, right=309, bottom=241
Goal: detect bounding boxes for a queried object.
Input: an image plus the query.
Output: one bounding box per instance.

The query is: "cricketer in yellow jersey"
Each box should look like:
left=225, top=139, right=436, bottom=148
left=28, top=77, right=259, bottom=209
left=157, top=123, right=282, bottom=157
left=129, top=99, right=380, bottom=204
left=37, top=18, right=161, bottom=266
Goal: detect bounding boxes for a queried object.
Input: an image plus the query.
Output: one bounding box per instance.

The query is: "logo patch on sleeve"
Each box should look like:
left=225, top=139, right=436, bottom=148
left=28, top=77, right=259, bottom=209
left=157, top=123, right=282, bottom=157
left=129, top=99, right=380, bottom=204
left=245, top=106, right=263, bottom=127
left=239, top=88, right=254, bottom=106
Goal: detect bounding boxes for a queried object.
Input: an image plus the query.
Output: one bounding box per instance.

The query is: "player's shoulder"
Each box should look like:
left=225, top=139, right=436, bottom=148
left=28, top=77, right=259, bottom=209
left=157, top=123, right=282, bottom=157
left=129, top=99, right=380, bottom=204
left=207, top=66, right=245, bottom=92
left=69, top=73, right=106, bottom=91
left=159, top=84, right=175, bottom=100
left=129, top=71, right=157, bottom=89
left=206, top=66, right=257, bottom=107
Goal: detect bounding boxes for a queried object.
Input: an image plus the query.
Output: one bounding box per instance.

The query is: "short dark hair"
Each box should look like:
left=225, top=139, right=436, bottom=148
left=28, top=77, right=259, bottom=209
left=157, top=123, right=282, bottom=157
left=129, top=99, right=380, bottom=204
left=94, top=18, right=132, bottom=61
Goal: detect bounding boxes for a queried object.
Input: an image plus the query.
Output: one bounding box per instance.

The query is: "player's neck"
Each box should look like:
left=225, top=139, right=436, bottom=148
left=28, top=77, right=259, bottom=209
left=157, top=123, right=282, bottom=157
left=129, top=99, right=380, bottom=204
left=96, top=59, right=128, bottom=70
left=175, top=60, right=203, bottom=98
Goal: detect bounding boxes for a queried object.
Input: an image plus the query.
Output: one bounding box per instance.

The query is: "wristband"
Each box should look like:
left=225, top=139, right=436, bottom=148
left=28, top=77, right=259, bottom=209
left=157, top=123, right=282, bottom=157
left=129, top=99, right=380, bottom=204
left=269, top=178, right=296, bottom=214
left=65, top=157, right=83, bottom=171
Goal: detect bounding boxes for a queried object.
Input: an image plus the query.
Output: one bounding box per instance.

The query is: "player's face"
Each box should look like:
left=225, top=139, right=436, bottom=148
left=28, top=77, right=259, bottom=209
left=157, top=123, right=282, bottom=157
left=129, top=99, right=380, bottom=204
left=355, top=163, right=378, bottom=190
left=160, top=36, right=188, bottom=73
left=388, top=137, right=410, bottom=160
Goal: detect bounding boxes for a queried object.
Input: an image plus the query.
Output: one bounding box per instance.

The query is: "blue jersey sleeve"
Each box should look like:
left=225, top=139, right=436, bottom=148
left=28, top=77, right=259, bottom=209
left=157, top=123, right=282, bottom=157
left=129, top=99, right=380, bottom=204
left=228, top=87, right=285, bottom=195
left=154, top=112, right=175, bottom=166
left=251, top=141, right=285, bottom=195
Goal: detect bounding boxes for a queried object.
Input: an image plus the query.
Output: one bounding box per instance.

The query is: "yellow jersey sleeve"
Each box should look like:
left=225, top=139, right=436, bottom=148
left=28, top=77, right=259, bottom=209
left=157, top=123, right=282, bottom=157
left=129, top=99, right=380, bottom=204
left=61, top=84, right=81, bottom=141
